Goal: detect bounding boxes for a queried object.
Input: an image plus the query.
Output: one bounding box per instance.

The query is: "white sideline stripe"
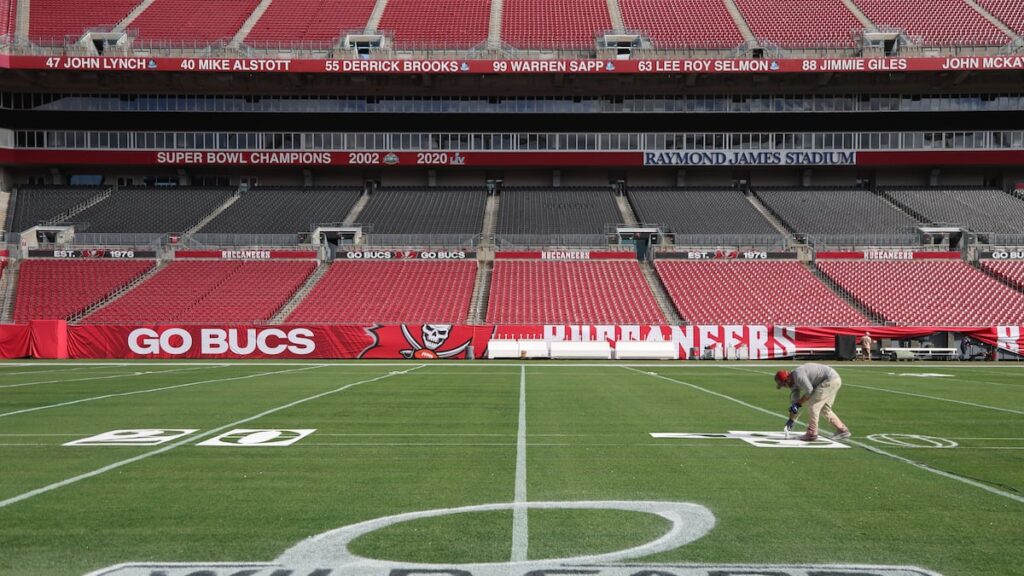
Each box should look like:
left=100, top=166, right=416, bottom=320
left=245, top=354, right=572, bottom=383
left=511, top=365, right=529, bottom=562
left=624, top=366, right=1024, bottom=505
left=0, top=365, right=309, bottom=419
left=842, top=383, right=1024, bottom=416
left=0, top=366, right=116, bottom=377
left=0, top=365, right=423, bottom=510
left=0, top=365, right=225, bottom=389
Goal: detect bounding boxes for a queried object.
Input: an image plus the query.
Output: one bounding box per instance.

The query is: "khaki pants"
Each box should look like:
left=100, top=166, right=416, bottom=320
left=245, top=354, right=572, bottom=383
left=806, top=377, right=846, bottom=436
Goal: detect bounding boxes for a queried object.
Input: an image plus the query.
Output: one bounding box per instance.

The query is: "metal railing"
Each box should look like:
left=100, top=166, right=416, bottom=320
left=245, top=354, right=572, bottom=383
left=668, top=234, right=789, bottom=249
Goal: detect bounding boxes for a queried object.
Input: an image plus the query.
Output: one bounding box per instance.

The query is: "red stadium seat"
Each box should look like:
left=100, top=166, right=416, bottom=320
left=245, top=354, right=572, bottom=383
left=852, top=0, right=1009, bottom=46
left=128, top=0, right=260, bottom=43
left=287, top=260, right=477, bottom=324
left=818, top=260, right=1024, bottom=326
left=246, top=0, right=376, bottom=44
left=734, top=0, right=863, bottom=48
left=14, top=260, right=154, bottom=323
left=502, top=0, right=612, bottom=48
left=378, top=0, right=490, bottom=49
left=85, top=260, right=315, bottom=324
left=29, top=0, right=138, bottom=42
left=619, top=0, right=744, bottom=49
left=486, top=260, right=665, bottom=324
left=656, top=261, right=868, bottom=326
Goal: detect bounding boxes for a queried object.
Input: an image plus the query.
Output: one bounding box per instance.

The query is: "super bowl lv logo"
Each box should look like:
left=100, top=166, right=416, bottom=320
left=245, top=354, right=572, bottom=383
left=358, top=324, right=494, bottom=359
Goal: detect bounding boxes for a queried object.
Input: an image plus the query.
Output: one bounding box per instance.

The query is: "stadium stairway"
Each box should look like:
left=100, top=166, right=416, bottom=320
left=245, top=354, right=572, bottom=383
left=488, top=0, right=503, bottom=48
left=720, top=0, right=758, bottom=46
left=639, top=260, right=684, bottom=324
left=480, top=191, right=500, bottom=247
left=112, top=0, right=158, bottom=34
left=230, top=0, right=273, bottom=46
left=616, top=192, right=639, bottom=226
left=805, top=261, right=886, bottom=325
left=873, top=188, right=930, bottom=223
left=0, top=191, right=10, bottom=232
left=74, top=260, right=168, bottom=323
left=343, top=190, right=371, bottom=226
left=837, top=0, right=878, bottom=32
left=186, top=193, right=241, bottom=236
left=605, top=0, right=625, bottom=32
left=366, top=0, right=390, bottom=32
left=45, top=187, right=113, bottom=226
left=744, top=192, right=791, bottom=238
left=271, top=260, right=329, bottom=324
left=0, top=257, right=19, bottom=324
left=467, top=259, right=493, bottom=324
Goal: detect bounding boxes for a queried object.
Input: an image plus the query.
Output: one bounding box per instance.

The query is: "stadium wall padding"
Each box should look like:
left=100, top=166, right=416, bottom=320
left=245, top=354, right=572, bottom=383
left=0, top=323, right=1019, bottom=360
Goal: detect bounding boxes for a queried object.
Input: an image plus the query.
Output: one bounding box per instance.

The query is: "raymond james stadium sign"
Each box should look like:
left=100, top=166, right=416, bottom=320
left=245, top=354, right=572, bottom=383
left=86, top=501, right=943, bottom=576
left=644, top=151, right=856, bottom=166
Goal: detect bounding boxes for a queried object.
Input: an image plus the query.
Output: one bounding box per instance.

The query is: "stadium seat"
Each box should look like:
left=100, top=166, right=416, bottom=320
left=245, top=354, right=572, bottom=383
left=85, top=260, right=315, bottom=324
left=980, top=260, right=1024, bottom=291
left=656, top=260, right=868, bottom=326
left=817, top=259, right=1024, bottom=326
left=976, top=0, right=1024, bottom=35
left=286, top=260, right=477, bottom=324
left=357, top=187, right=487, bottom=235
left=198, top=187, right=362, bottom=234
left=378, top=0, right=490, bottom=49
left=14, top=259, right=154, bottom=323
left=9, top=187, right=108, bottom=233
left=852, top=0, right=1009, bottom=46
left=28, top=0, right=139, bottom=42
left=628, top=188, right=778, bottom=235
left=619, top=0, right=744, bottom=49
left=734, top=0, right=863, bottom=48
left=128, top=0, right=261, bottom=43
left=486, top=260, right=665, bottom=324
left=246, top=0, right=376, bottom=44
left=496, top=187, right=624, bottom=244
left=754, top=188, right=919, bottom=236
left=881, top=187, right=1024, bottom=234
left=502, top=0, right=612, bottom=48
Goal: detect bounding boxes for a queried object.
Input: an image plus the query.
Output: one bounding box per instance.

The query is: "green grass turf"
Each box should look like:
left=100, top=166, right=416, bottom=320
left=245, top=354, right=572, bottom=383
left=0, top=361, right=1021, bottom=576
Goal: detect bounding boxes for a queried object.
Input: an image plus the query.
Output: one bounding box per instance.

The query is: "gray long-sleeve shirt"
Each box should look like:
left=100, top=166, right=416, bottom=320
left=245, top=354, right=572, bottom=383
left=790, top=363, right=840, bottom=402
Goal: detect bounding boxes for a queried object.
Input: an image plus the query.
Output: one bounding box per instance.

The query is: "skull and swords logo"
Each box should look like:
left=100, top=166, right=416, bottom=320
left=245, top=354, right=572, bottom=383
left=400, top=324, right=471, bottom=359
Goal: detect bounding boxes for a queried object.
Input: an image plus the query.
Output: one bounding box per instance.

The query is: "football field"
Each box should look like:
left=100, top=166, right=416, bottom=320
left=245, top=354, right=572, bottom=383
left=0, top=361, right=1022, bottom=576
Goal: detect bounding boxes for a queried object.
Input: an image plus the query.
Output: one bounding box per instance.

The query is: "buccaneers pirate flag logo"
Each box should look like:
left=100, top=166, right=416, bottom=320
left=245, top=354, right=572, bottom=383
left=358, top=324, right=495, bottom=359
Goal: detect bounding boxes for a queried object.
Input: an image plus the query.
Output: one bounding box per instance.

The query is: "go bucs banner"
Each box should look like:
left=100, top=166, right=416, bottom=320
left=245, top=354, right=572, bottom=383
left=65, top=325, right=496, bottom=360
left=52, top=324, right=1024, bottom=360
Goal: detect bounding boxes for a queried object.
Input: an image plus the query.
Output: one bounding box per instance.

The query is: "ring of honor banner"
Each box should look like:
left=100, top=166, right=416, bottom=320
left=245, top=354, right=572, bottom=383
left=0, top=323, right=994, bottom=359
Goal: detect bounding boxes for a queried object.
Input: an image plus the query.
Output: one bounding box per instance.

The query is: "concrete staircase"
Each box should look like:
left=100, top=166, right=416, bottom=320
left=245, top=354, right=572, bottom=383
left=271, top=261, right=329, bottom=323
left=343, top=192, right=371, bottom=226
left=72, top=260, right=168, bottom=323
left=873, top=189, right=930, bottom=223
left=616, top=193, right=639, bottom=226
left=838, top=0, right=878, bottom=32
left=720, top=0, right=758, bottom=47
left=230, top=0, right=273, bottom=47
left=467, top=259, right=493, bottom=324
left=746, top=193, right=792, bottom=237
left=113, top=0, right=160, bottom=33
left=0, top=257, right=20, bottom=324
left=804, top=261, right=887, bottom=325
left=365, top=0, right=389, bottom=32
left=0, top=191, right=11, bottom=234
left=185, top=193, right=240, bottom=236
left=480, top=192, right=500, bottom=247
left=605, top=0, right=625, bottom=33
left=487, top=0, right=504, bottom=49
left=44, top=187, right=113, bottom=226
left=640, top=260, right=684, bottom=325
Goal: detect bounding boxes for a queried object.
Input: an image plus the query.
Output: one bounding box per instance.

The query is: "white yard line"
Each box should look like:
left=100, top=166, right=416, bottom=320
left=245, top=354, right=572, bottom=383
left=0, top=365, right=321, bottom=419
left=0, top=365, right=225, bottom=389
left=624, top=366, right=1024, bottom=505
left=511, top=365, right=529, bottom=562
left=7, top=360, right=1024, bottom=368
left=0, top=366, right=118, bottom=377
left=0, top=365, right=424, bottom=509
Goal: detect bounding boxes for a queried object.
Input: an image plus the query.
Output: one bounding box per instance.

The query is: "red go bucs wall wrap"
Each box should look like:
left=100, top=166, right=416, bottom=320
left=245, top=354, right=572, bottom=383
left=28, top=323, right=1020, bottom=360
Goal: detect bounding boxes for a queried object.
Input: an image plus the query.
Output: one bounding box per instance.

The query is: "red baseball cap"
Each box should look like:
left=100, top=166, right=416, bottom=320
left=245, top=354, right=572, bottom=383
left=774, top=370, right=791, bottom=388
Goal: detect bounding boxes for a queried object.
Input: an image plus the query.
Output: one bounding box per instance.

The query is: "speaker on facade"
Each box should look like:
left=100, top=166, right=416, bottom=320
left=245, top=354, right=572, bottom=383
left=835, top=335, right=857, bottom=360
